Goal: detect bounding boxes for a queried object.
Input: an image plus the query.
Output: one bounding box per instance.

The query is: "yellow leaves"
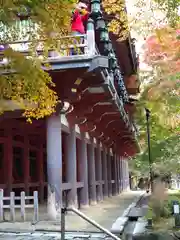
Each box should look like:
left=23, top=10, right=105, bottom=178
left=102, top=0, right=129, bottom=40
left=0, top=48, right=58, bottom=121
left=0, top=0, right=79, bottom=121
left=23, top=87, right=58, bottom=122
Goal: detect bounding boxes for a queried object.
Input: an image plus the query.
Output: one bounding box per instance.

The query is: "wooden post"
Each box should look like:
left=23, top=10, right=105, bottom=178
left=5, top=128, right=13, bottom=194
left=102, top=149, right=108, bottom=198
left=33, top=191, right=39, bottom=222
left=0, top=189, right=3, bottom=221
left=47, top=116, right=62, bottom=209
left=20, top=191, right=26, bottom=221
left=24, top=136, right=30, bottom=197
left=87, top=141, right=96, bottom=205
left=107, top=152, right=112, bottom=197
left=96, top=142, right=103, bottom=202
left=65, top=127, right=78, bottom=208
left=113, top=154, right=118, bottom=195
left=78, top=134, right=89, bottom=208
left=10, top=191, right=15, bottom=222
left=116, top=156, right=120, bottom=194
left=38, top=144, right=44, bottom=204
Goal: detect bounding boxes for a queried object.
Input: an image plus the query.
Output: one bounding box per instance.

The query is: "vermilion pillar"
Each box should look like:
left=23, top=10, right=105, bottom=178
left=122, top=159, right=125, bottom=190
left=125, top=160, right=130, bottom=190
left=96, top=142, right=103, bottom=202
left=5, top=128, right=13, bottom=194
left=65, top=126, right=77, bottom=208
left=102, top=149, right=108, bottom=198
left=114, top=154, right=118, bottom=195
left=38, top=144, right=44, bottom=203
left=24, top=135, right=29, bottom=196
left=78, top=134, right=89, bottom=208
left=116, top=155, right=120, bottom=194
left=124, top=160, right=126, bottom=190
left=119, top=157, right=123, bottom=191
left=47, top=115, right=62, bottom=208
left=119, top=157, right=122, bottom=192
left=107, top=151, right=112, bottom=197
left=87, top=141, right=96, bottom=205
left=123, top=159, right=126, bottom=190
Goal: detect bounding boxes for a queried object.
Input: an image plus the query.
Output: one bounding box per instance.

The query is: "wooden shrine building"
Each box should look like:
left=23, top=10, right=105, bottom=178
left=0, top=0, right=140, bottom=208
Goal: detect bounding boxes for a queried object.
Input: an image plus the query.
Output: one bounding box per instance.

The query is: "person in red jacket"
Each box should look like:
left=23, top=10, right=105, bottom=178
left=71, top=2, right=89, bottom=34
left=71, top=2, right=89, bottom=55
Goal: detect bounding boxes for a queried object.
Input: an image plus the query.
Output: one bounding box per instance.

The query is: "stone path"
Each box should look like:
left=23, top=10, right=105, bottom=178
left=0, top=191, right=143, bottom=239
left=0, top=231, right=112, bottom=240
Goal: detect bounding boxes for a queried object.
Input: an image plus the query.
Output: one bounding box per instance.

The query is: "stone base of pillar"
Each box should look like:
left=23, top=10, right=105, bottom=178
left=80, top=204, right=90, bottom=210
left=96, top=185, right=103, bottom=202
left=103, top=195, right=108, bottom=200
left=56, top=209, right=62, bottom=221
left=66, top=201, right=79, bottom=215
left=47, top=189, right=62, bottom=221
left=90, top=200, right=97, bottom=206
left=47, top=203, right=58, bottom=221
left=97, top=196, right=103, bottom=202
left=67, top=198, right=78, bottom=209
left=112, top=191, right=118, bottom=196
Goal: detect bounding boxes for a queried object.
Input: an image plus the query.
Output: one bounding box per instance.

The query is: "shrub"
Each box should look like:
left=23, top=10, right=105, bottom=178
left=146, top=193, right=180, bottom=222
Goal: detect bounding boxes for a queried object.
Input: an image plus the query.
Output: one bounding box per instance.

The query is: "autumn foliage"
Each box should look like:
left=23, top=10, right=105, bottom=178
left=0, top=0, right=76, bottom=121
left=142, top=26, right=180, bottom=100
left=102, top=0, right=129, bottom=40
left=144, top=27, right=180, bottom=74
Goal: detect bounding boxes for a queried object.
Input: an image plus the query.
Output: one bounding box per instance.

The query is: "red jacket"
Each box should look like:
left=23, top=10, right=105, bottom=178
left=71, top=10, right=89, bottom=34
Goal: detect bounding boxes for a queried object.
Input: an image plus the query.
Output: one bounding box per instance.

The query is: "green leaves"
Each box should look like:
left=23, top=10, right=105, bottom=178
left=102, top=0, right=129, bottom=40
left=154, top=0, right=180, bottom=27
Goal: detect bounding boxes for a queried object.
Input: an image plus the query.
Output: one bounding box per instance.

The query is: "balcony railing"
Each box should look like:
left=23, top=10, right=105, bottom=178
left=0, top=35, right=97, bottom=66
left=0, top=18, right=97, bottom=64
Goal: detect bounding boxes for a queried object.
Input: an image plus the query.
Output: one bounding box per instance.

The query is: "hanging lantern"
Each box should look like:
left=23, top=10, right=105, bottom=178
left=96, top=16, right=106, bottom=30
left=90, top=0, right=101, bottom=14
left=104, top=39, right=112, bottom=56
left=100, top=27, right=109, bottom=42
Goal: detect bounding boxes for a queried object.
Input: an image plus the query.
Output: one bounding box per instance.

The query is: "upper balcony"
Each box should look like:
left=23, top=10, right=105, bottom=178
left=0, top=1, right=140, bottom=157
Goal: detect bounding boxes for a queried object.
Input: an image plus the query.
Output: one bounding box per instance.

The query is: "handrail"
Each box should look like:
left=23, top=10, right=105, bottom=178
left=61, top=207, right=121, bottom=240
left=0, top=34, right=87, bottom=46
left=0, top=33, right=98, bottom=61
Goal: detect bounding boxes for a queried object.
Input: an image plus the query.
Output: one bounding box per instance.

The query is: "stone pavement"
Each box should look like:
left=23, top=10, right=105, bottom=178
left=0, top=191, right=143, bottom=235
left=0, top=231, right=113, bottom=240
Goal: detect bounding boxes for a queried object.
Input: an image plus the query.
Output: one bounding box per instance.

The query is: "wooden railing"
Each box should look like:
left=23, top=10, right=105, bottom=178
left=0, top=22, right=96, bottom=64
left=0, top=189, right=38, bottom=222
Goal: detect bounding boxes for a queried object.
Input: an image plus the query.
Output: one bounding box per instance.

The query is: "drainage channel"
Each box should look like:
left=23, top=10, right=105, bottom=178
left=121, top=218, right=138, bottom=240
left=0, top=231, right=115, bottom=239
left=121, top=194, right=149, bottom=240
